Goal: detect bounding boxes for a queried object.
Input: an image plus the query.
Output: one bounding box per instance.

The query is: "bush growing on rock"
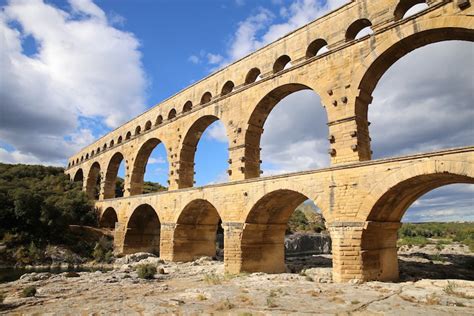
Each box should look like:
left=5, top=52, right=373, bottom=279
left=136, top=264, right=157, bottom=279
left=93, top=236, right=114, bottom=263
left=21, top=286, right=37, bottom=298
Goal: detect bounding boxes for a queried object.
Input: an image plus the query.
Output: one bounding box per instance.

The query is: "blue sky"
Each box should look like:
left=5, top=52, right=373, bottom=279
left=0, top=0, right=473, bottom=222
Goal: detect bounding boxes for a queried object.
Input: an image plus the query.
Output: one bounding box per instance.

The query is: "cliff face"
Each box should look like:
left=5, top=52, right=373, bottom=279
left=285, top=233, right=331, bottom=257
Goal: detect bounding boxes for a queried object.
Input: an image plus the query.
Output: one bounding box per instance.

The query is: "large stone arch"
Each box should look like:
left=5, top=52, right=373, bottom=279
left=99, top=207, right=118, bottom=229
left=169, top=199, right=222, bottom=262
left=240, top=189, right=316, bottom=273
left=123, top=204, right=161, bottom=254
left=352, top=16, right=474, bottom=159
left=177, top=115, right=230, bottom=189
left=85, top=162, right=101, bottom=200
left=357, top=159, right=474, bottom=281
left=103, top=152, right=126, bottom=199
left=72, top=168, right=84, bottom=183
left=130, top=137, right=169, bottom=196
left=243, top=83, right=328, bottom=179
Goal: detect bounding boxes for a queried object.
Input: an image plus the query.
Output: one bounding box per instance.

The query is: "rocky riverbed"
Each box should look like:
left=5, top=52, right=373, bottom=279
left=1, top=243, right=473, bottom=315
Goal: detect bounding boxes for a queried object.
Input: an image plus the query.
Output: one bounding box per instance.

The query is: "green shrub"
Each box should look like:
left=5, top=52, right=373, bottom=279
left=21, top=286, right=37, bottom=298
left=398, top=236, right=428, bottom=247
left=92, top=236, right=114, bottom=263
left=204, top=273, right=222, bottom=285
left=136, top=264, right=157, bottom=279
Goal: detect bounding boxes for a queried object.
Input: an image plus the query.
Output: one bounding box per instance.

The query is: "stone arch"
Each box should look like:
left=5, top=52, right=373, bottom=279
left=145, top=120, right=152, bottom=131
left=168, top=109, right=177, bottom=120
left=103, top=152, right=126, bottom=199
left=345, top=18, right=372, bottom=41
left=130, top=138, right=168, bottom=195
left=273, top=55, right=291, bottom=73
left=245, top=68, right=261, bottom=84
left=221, top=80, right=235, bottom=96
left=86, top=153, right=89, bottom=159
left=118, top=136, right=123, bottom=144
left=123, top=204, right=161, bottom=254
left=200, top=91, right=212, bottom=105
left=171, top=199, right=222, bottom=261
left=156, top=115, right=163, bottom=126
left=103, top=144, right=107, bottom=151
left=177, top=115, right=229, bottom=189
left=240, top=189, right=313, bottom=273
left=183, top=101, right=192, bottom=113
left=80, top=156, right=84, bottom=162
left=358, top=160, right=474, bottom=281
left=99, top=207, right=118, bottom=229
left=110, top=139, right=114, bottom=147
left=96, top=147, right=101, bottom=154
left=125, top=132, right=131, bottom=140
left=85, top=161, right=101, bottom=200
left=244, top=83, right=327, bottom=178
left=90, top=151, right=94, bottom=157
left=73, top=168, right=84, bottom=182
left=354, top=18, right=474, bottom=159
left=135, top=125, right=141, bottom=136
left=394, top=0, right=427, bottom=21
left=306, top=38, right=328, bottom=58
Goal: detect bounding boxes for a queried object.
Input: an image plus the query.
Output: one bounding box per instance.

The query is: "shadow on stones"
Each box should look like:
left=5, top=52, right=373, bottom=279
left=399, top=253, right=474, bottom=281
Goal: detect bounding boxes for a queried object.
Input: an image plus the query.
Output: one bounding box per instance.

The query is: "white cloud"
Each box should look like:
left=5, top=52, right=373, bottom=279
left=205, top=121, right=229, bottom=143
left=188, top=55, right=200, bottom=64
left=207, top=0, right=348, bottom=69
left=207, top=53, right=224, bottom=65
left=148, top=157, right=166, bottom=164
left=0, top=0, right=147, bottom=165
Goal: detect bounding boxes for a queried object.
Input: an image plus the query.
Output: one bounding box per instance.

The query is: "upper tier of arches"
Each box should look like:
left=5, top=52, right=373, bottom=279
left=67, top=0, right=455, bottom=169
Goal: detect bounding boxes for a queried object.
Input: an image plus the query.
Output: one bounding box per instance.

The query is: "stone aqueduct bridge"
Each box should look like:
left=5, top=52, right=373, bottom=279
left=65, top=0, right=474, bottom=282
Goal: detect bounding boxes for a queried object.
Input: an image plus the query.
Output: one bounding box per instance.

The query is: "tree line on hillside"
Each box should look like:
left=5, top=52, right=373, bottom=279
left=0, top=163, right=97, bottom=264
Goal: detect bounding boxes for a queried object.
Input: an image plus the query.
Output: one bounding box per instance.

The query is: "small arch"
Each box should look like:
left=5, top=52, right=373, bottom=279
left=155, top=115, right=163, bottom=125
left=178, top=115, right=228, bottom=188
left=168, top=109, right=177, bottom=120
left=130, top=138, right=169, bottom=195
left=183, top=101, right=192, bottom=113
left=73, top=168, right=84, bottom=183
left=103, top=152, right=126, bottom=199
left=221, top=81, right=235, bottom=96
left=91, top=151, right=94, bottom=157
left=346, top=18, right=373, bottom=41
left=99, top=207, right=118, bottom=229
left=123, top=204, right=161, bottom=254
left=97, top=147, right=101, bottom=154
left=273, top=55, right=291, bottom=74
left=306, top=38, right=329, bottom=58
left=86, top=153, right=89, bottom=159
left=125, top=132, right=132, bottom=140
left=118, top=136, right=123, bottom=144
left=172, top=199, right=222, bottom=262
left=68, top=162, right=71, bottom=168
left=245, top=68, right=261, bottom=84
left=85, top=162, right=101, bottom=200
left=394, top=0, right=428, bottom=21
left=200, top=92, right=212, bottom=105
left=76, top=158, right=79, bottom=164
left=135, top=126, right=141, bottom=135
left=145, top=120, right=152, bottom=131
left=80, top=156, right=84, bottom=162
left=103, top=144, right=107, bottom=151
left=110, top=139, right=114, bottom=147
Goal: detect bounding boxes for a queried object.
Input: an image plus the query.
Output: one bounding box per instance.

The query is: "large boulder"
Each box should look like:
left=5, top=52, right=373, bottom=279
left=285, top=233, right=331, bottom=256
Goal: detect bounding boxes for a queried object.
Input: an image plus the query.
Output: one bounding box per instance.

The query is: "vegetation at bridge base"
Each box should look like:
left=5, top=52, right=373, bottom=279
left=286, top=202, right=326, bottom=234
left=398, top=222, right=474, bottom=251
left=0, top=163, right=98, bottom=265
